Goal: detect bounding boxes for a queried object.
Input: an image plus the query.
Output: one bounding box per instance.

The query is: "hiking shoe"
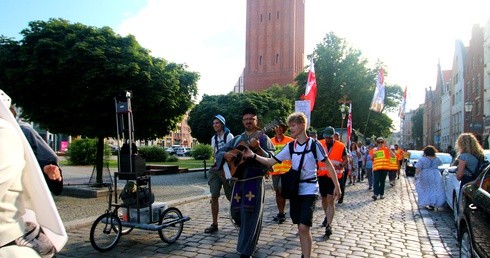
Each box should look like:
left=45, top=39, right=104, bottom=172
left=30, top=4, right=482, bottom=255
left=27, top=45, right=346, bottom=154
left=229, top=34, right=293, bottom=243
left=372, top=195, right=378, bottom=201
left=273, top=213, right=286, bottom=223
left=204, top=224, right=218, bottom=233
left=321, top=217, right=327, bottom=227
left=325, top=225, right=332, bottom=237
left=380, top=195, right=385, bottom=199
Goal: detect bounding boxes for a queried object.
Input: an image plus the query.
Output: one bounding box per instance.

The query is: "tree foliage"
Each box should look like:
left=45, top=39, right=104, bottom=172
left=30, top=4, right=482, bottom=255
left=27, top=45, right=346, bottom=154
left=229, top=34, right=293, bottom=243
left=0, top=19, right=198, bottom=139
left=0, top=19, right=199, bottom=183
left=188, top=91, right=292, bottom=143
left=295, top=32, right=402, bottom=139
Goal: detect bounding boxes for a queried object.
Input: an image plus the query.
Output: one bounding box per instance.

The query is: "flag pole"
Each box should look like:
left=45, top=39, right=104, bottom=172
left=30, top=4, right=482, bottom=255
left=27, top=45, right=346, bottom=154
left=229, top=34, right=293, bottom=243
left=363, top=108, right=372, bottom=143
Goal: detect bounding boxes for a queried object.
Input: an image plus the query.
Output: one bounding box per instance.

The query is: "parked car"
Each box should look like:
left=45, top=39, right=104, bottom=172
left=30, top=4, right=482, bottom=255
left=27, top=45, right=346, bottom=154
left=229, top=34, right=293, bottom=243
left=405, top=150, right=423, bottom=177
left=442, top=149, right=490, bottom=226
left=176, top=147, right=191, bottom=156
left=165, top=147, right=176, bottom=155
left=436, top=152, right=453, bottom=173
left=458, top=165, right=490, bottom=257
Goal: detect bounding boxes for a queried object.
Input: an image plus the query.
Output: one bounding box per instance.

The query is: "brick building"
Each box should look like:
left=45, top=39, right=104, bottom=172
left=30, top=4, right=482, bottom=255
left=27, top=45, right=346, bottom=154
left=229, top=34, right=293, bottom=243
left=241, top=0, right=305, bottom=92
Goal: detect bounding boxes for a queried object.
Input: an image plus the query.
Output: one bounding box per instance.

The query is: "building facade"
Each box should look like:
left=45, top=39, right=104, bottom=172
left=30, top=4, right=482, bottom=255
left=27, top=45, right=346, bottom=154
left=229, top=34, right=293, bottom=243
left=242, top=0, right=305, bottom=92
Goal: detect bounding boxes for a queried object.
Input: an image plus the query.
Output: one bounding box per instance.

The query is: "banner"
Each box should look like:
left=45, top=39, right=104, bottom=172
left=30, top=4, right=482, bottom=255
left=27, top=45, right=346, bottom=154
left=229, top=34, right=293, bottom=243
left=347, top=103, right=352, bottom=144
left=304, top=58, right=317, bottom=112
left=295, top=100, right=311, bottom=128
left=370, top=68, right=385, bottom=112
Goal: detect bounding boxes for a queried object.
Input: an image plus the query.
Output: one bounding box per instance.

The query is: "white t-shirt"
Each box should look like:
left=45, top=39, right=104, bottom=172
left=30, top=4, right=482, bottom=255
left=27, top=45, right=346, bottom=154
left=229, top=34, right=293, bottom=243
left=275, top=138, right=326, bottom=195
left=211, top=131, right=234, bottom=160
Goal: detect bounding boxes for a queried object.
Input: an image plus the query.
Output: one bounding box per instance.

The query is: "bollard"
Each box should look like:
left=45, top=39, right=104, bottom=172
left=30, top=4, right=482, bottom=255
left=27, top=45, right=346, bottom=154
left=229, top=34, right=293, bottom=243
left=198, top=155, right=207, bottom=179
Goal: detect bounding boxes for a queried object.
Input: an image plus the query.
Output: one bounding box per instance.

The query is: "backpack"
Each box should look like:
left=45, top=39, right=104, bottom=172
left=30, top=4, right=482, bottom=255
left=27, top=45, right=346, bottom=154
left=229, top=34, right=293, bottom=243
left=214, top=131, right=230, bottom=150
left=287, top=138, right=318, bottom=160
left=469, top=158, right=490, bottom=179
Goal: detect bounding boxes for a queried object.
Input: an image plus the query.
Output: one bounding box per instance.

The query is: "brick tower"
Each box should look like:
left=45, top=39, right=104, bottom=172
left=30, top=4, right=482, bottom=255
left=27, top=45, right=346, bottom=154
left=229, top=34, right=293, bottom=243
left=242, top=0, right=305, bottom=92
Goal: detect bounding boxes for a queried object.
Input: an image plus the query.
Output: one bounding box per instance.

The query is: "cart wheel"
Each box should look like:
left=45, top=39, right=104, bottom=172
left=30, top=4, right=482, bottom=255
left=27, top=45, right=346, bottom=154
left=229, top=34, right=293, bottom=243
left=90, top=213, right=122, bottom=252
left=117, top=210, right=134, bottom=235
left=158, top=207, right=184, bottom=243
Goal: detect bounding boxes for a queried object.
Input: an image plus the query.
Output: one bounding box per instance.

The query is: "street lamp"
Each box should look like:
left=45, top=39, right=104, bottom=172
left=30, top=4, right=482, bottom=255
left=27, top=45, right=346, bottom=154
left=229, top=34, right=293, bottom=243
left=339, top=104, right=347, bottom=142
left=465, top=101, right=474, bottom=132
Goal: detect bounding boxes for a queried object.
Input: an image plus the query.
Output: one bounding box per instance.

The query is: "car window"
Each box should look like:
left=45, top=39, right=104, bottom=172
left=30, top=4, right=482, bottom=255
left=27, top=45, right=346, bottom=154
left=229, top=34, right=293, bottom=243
left=409, top=152, right=423, bottom=159
left=436, top=153, right=452, bottom=165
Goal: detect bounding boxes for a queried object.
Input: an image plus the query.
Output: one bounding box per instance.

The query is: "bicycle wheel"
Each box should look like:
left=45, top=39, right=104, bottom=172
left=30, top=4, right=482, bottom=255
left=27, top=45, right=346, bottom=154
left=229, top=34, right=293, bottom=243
left=117, top=209, right=134, bottom=235
left=158, top=207, right=184, bottom=243
left=90, top=213, right=122, bottom=252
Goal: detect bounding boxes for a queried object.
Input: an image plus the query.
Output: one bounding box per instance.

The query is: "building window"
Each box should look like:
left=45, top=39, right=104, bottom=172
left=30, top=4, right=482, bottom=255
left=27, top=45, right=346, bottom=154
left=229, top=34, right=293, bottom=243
left=276, top=54, right=279, bottom=63
left=260, top=56, right=262, bottom=65
left=268, top=12, right=271, bottom=21
left=260, top=14, right=262, bottom=22
left=277, top=11, right=279, bottom=19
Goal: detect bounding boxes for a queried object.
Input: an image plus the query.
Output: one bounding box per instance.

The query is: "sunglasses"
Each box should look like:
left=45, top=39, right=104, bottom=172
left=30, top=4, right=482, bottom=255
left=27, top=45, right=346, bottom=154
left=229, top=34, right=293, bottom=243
left=377, top=141, right=384, bottom=144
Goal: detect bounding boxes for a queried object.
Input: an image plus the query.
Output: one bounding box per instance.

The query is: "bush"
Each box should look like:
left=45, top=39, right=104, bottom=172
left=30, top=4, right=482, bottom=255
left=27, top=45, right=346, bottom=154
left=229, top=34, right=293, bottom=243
left=67, top=138, right=111, bottom=165
left=138, top=146, right=168, bottom=162
left=167, top=155, right=179, bottom=162
left=191, top=144, right=213, bottom=160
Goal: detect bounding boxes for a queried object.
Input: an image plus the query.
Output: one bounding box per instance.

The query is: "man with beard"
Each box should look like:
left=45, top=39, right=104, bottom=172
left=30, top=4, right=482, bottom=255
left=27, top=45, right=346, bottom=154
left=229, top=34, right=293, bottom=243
left=216, top=107, right=274, bottom=258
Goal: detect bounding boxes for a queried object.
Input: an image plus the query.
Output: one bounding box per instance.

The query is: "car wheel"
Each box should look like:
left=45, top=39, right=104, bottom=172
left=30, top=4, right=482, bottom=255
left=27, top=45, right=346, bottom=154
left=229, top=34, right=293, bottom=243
left=459, top=223, right=472, bottom=258
left=452, top=195, right=458, bottom=227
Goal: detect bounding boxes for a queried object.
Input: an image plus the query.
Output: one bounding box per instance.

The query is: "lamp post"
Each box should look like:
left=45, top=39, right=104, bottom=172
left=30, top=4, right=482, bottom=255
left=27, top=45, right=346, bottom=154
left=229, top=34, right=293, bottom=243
left=338, top=95, right=352, bottom=143
left=465, top=101, right=474, bottom=132
left=339, top=104, right=347, bottom=142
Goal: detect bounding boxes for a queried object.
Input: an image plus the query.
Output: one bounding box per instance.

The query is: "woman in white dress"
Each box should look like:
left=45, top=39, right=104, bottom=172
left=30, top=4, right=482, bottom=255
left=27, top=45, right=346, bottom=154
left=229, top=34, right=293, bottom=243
left=414, top=145, right=445, bottom=210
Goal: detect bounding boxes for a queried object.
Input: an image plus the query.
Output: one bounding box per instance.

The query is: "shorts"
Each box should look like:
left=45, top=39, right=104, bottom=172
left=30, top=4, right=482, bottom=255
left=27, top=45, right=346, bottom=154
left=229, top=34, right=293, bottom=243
left=208, top=169, right=232, bottom=200
left=271, top=174, right=281, bottom=191
left=318, top=176, right=334, bottom=197
left=290, top=195, right=317, bottom=226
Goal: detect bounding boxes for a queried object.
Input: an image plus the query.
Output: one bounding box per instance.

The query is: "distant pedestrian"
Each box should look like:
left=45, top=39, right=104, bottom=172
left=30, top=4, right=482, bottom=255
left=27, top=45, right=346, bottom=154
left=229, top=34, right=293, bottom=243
left=269, top=122, right=294, bottom=223
left=415, top=145, right=445, bottom=210
left=370, top=137, right=395, bottom=200
left=204, top=114, right=234, bottom=234
left=364, top=144, right=374, bottom=190
left=318, top=126, right=347, bottom=238
left=348, top=142, right=361, bottom=185
left=394, top=144, right=404, bottom=179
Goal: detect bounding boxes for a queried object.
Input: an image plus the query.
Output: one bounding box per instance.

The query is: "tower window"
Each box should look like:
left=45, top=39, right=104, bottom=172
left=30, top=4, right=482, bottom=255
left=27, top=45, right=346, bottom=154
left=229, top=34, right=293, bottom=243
left=277, top=11, right=279, bottom=19
left=260, top=14, right=262, bottom=22
left=269, top=12, right=271, bottom=21
left=260, top=56, right=263, bottom=65
left=276, top=54, right=279, bottom=63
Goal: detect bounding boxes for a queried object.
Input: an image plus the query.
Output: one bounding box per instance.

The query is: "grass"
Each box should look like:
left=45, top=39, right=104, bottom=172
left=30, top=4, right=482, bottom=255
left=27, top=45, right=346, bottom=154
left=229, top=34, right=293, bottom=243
left=60, top=156, right=213, bottom=169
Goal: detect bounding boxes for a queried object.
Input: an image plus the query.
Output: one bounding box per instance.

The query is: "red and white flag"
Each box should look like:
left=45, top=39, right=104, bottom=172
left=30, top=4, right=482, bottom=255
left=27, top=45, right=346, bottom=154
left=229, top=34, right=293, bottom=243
left=398, top=86, right=407, bottom=119
left=347, top=103, right=352, bottom=143
left=304, top=59, right=317, bottom=112
left=370, top=68, right=385, bottom=112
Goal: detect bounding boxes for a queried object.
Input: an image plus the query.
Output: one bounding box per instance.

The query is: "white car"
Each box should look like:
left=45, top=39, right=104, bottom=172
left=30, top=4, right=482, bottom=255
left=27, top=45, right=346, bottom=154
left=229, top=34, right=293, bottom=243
left=442, top=149, right=490, bottom=226
left=176, top=147, right=191, bottom=156
left=436, top=152, right=453, bottom=173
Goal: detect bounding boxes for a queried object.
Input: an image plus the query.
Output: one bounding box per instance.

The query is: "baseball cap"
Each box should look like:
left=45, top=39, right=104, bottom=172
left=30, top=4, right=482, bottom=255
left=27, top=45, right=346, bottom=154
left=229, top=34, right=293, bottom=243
left=323, top=126, right=336, bottom=138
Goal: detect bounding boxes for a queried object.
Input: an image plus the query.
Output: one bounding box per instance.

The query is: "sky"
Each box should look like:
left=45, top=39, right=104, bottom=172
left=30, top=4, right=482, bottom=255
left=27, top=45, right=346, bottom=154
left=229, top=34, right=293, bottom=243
left=1, top=0, right=489, bottom=121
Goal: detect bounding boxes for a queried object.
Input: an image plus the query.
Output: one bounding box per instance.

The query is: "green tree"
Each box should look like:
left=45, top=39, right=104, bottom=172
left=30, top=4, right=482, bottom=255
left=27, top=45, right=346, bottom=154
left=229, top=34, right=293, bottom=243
left=0, top=19, right=199, bottom=184
left=188, top=91, right=292, bottom=143
left=295, top=32, right=402, bottom=139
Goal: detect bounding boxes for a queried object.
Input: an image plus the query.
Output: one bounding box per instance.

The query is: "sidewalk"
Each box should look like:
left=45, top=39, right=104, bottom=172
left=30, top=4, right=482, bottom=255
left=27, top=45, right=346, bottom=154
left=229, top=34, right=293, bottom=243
left=57, top=173, right=459, bottom=257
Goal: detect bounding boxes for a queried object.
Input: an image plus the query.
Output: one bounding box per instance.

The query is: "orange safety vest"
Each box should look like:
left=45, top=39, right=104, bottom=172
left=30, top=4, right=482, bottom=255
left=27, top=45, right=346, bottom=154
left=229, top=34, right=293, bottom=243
left=389, top=157, right=398, bottom=171
left=269, top=135, right=294, bottom=175
left=395, top=149, right=404, bottom=162
left=318, top=139, right=344, bottom=178
left=370, top=147, right=391, bottom=171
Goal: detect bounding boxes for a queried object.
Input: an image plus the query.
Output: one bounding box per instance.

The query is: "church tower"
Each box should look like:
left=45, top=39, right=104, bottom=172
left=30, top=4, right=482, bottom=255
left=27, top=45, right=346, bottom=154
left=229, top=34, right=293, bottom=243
left=242, top=0, right=305, bottom=92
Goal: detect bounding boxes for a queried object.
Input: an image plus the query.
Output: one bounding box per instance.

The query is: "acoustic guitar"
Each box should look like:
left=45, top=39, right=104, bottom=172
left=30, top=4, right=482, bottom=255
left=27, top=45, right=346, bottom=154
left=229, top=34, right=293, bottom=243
left=224, top=119, right=283, bottom=177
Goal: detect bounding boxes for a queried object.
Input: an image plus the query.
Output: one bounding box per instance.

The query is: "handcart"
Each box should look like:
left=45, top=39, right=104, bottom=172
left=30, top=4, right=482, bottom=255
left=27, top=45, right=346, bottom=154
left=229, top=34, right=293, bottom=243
left=89, top=91, right=190, bottom=252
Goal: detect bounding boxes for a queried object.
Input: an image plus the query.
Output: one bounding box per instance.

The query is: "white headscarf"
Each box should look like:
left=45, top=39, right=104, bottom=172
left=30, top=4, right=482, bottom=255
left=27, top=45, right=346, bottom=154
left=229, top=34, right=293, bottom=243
left=0, top=90, right=67, bottom=252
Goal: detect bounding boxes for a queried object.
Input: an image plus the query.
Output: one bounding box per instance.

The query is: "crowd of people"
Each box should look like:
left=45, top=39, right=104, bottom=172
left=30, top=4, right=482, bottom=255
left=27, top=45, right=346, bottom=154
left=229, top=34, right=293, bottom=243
left=203, top=107, right=411, bottom=258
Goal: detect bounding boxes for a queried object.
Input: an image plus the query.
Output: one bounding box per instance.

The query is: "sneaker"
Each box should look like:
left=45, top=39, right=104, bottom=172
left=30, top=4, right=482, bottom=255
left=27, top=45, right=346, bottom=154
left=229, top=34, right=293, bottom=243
left=204, top=224, right=218, bottom=233
left=380, top=195, right=385, bottom=199
left=273, top=213, right=286, bottom=223
left=325, top=225, right=332, bottom=237
left=390, top=181, right=394, bottom=187
left=372, top=195, right=378, bottom=200
left=321, top=217, right=327, bottom=227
